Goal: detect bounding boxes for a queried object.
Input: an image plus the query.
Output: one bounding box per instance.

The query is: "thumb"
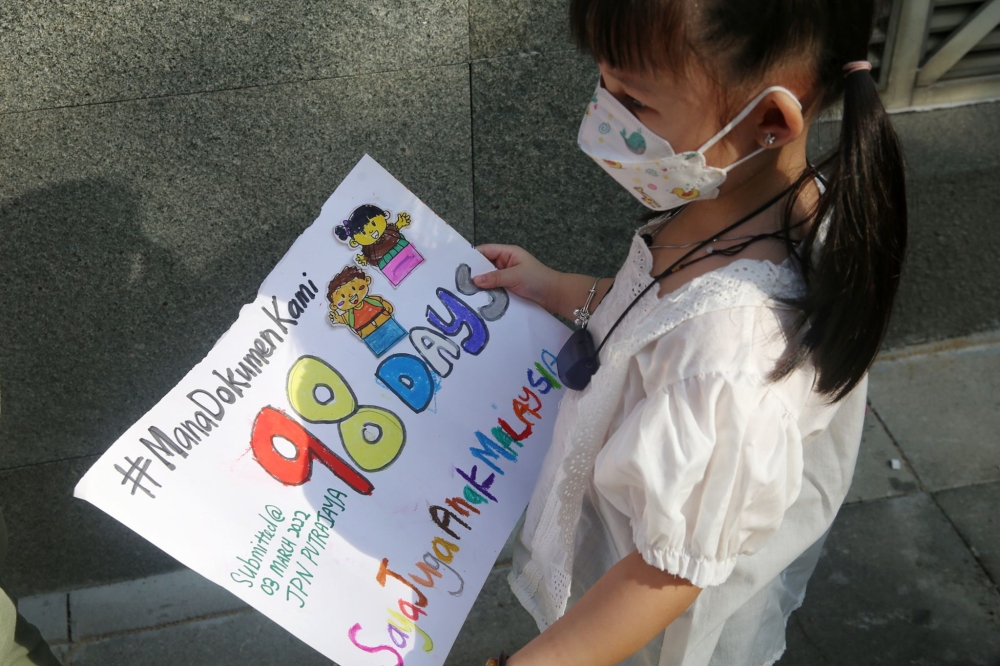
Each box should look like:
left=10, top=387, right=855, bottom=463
left=473, top=267, right=517, bottom=290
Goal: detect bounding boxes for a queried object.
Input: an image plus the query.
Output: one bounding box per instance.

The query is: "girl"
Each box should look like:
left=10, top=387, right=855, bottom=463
left=473, top=1, right=906, bottom=665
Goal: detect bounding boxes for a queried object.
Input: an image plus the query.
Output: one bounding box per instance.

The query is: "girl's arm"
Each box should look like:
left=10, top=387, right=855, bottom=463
left=507, top=551, right=701, bottom=666
left=474, top=244, right=614, bottom=320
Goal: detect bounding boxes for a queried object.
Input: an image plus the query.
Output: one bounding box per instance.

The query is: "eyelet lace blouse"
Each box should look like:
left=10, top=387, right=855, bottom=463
left=508, top=220, right=866, bottom=666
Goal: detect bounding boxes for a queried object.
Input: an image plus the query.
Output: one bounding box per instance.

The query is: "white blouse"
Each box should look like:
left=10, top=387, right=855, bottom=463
left=508, top=221, right=866, bottom=666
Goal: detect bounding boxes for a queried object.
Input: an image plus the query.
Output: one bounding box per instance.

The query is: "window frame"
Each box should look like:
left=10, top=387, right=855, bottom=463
left=882, top=0, right=1000, bottom=110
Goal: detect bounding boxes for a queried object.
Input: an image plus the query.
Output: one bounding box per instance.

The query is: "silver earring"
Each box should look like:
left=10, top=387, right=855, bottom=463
left=764, top=133, right=777, bottom=146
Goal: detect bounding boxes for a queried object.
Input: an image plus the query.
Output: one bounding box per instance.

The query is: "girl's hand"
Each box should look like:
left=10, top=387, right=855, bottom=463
left=475, top=244, right=613, bottom=321
left=473, top=244, right=562, bottom=312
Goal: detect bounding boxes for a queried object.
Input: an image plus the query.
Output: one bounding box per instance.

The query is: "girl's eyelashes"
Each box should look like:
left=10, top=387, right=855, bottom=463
left=627, top=96, right=647, bottom=110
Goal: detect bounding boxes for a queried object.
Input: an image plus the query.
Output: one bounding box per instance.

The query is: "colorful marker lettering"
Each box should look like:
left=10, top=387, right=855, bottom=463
left=469, top=430, right=517, bottom=475
left=454, top=263, right=510, bottom=322
left=431, top=537, right=461, bottom=563
left=408, top=326, right=461, bottom=378
left=249, top=407, right=373, bottom=495
left=429, top=505, right=471, bottom=540
left=375, top=354, right=435, bottom=413
left=339, top=406, right=407, bottom=472
left=286, top=356, right=358, bottom=423
left=376, top=558, right=428, bottom=608
left=444, top=496, right=481, bottom=517
left=409, top=560, right=443, bottom=588
left=456, top=465, right=497, bottom=503
left=347, top=624, right=404, bottom=666
left=426, top=289, right=489, bottom=355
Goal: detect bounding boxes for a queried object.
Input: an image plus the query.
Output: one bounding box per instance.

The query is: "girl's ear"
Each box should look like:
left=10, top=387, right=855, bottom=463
left=349, top=239, right=359, bottom=248
left=756, top=92, right=805, bottom=148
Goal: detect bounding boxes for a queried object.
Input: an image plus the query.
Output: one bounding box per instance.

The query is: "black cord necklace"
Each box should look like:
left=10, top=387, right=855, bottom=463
left=556, top=182, right=801, bottom=391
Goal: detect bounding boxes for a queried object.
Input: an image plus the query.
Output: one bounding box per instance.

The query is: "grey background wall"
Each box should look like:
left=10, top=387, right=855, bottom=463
left=1, top=1, right=998, bottom=597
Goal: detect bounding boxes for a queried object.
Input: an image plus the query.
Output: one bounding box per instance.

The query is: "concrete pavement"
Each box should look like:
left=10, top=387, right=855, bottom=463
left=16, top=332, right=1000, bottom=664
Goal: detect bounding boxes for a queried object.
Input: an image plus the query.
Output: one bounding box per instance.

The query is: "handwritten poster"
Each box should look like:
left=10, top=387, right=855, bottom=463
left=75, top=155, right=571, bottom=665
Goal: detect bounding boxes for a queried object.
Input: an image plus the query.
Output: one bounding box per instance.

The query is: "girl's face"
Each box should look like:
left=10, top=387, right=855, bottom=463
left=597, top=63, right=767, bottom=174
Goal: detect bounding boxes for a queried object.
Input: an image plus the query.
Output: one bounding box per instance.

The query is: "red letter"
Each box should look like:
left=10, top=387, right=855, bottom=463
left=498, top=416, right=532, bottom=441
left=250, top=406, right=373, bottom=495
left=398, top=599, right=427, bottom=621
left=444, top=496, right=481, bottom=517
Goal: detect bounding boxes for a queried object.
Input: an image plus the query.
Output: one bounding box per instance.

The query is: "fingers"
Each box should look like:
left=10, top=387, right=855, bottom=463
left=475, top=243, right=507, bottom=258
left=473, top=243, right=539, bottom=290
left=476, top=243, right=531, bottom=269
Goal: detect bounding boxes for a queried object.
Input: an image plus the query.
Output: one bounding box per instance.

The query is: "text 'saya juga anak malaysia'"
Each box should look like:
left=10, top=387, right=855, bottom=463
left=75, top=155, right=571, bottom=666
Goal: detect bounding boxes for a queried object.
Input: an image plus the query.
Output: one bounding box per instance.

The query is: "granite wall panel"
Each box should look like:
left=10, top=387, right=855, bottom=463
left=0, top=0, right=469, bottom=112
left=0, top=65, right=473, bottom=470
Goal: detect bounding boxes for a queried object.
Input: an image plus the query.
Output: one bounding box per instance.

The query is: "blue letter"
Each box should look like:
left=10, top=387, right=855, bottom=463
left=376, top=354, right=434, bottom=414
left=426, top=289, right=489, bottom=355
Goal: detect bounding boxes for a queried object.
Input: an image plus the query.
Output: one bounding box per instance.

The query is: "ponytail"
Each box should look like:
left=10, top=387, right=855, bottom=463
left=774, top=66, right=908, bottom=400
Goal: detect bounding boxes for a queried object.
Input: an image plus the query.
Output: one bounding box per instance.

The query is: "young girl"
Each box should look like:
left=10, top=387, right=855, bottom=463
left=473, top=1, right=907, bottom=665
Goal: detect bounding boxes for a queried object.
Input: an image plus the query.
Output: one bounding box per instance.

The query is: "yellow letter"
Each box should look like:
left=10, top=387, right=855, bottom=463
left=340, top=407, right=406, bottom=471
left=287, top=356, right=357, bottom=423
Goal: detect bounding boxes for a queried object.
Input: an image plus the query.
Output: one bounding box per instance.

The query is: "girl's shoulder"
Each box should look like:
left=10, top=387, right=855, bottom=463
left=606, top=222, right=806, bottom=345
left=629, top=255, right=805, bottom=350
left=626, top=259, right=815, bottom=409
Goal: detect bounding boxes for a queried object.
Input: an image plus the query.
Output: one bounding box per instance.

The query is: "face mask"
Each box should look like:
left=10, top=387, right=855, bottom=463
left=577, top=80, right=801, bottom=210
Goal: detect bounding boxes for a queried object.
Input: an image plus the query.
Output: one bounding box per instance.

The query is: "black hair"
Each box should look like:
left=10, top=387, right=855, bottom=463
left=334, top=204, right=391, bottom=242
left=571, top=0, right=907, bottom=401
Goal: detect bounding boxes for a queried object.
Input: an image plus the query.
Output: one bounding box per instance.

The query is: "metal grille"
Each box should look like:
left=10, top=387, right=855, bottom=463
left=882, top=0, right=1000, bottom=109
left=870, top=0, right=897, bottom=90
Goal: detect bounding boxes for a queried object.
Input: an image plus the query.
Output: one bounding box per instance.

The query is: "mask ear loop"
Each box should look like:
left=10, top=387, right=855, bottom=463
left=696, top=86, right=803, bottom=172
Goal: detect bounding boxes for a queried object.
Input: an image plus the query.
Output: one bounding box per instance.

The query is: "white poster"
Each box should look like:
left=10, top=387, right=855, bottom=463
left=75, top=155, right=570, bottom=665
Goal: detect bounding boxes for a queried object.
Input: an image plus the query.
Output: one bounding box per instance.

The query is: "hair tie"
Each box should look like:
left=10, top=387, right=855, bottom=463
left=843, top=60, right=873, bottom=77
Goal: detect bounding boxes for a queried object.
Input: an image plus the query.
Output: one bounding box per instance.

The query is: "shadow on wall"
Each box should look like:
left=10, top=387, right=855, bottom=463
left=0, top=179, right=197, bottom=468
left=0, top=179, right=191, bottom=592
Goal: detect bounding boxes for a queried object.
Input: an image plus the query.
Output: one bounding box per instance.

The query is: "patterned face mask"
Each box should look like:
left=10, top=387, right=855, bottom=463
left=577, top=80, right=801, bottom=211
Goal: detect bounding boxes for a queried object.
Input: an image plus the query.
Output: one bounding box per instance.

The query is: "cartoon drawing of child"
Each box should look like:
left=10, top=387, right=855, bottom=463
left=334, top=204, right=424, bottom=287
left=326, top=266, right=407, bottom=358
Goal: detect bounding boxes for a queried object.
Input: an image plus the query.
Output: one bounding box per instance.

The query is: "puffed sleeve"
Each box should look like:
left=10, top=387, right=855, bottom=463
left=592, top=370, right=803, bottom=588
